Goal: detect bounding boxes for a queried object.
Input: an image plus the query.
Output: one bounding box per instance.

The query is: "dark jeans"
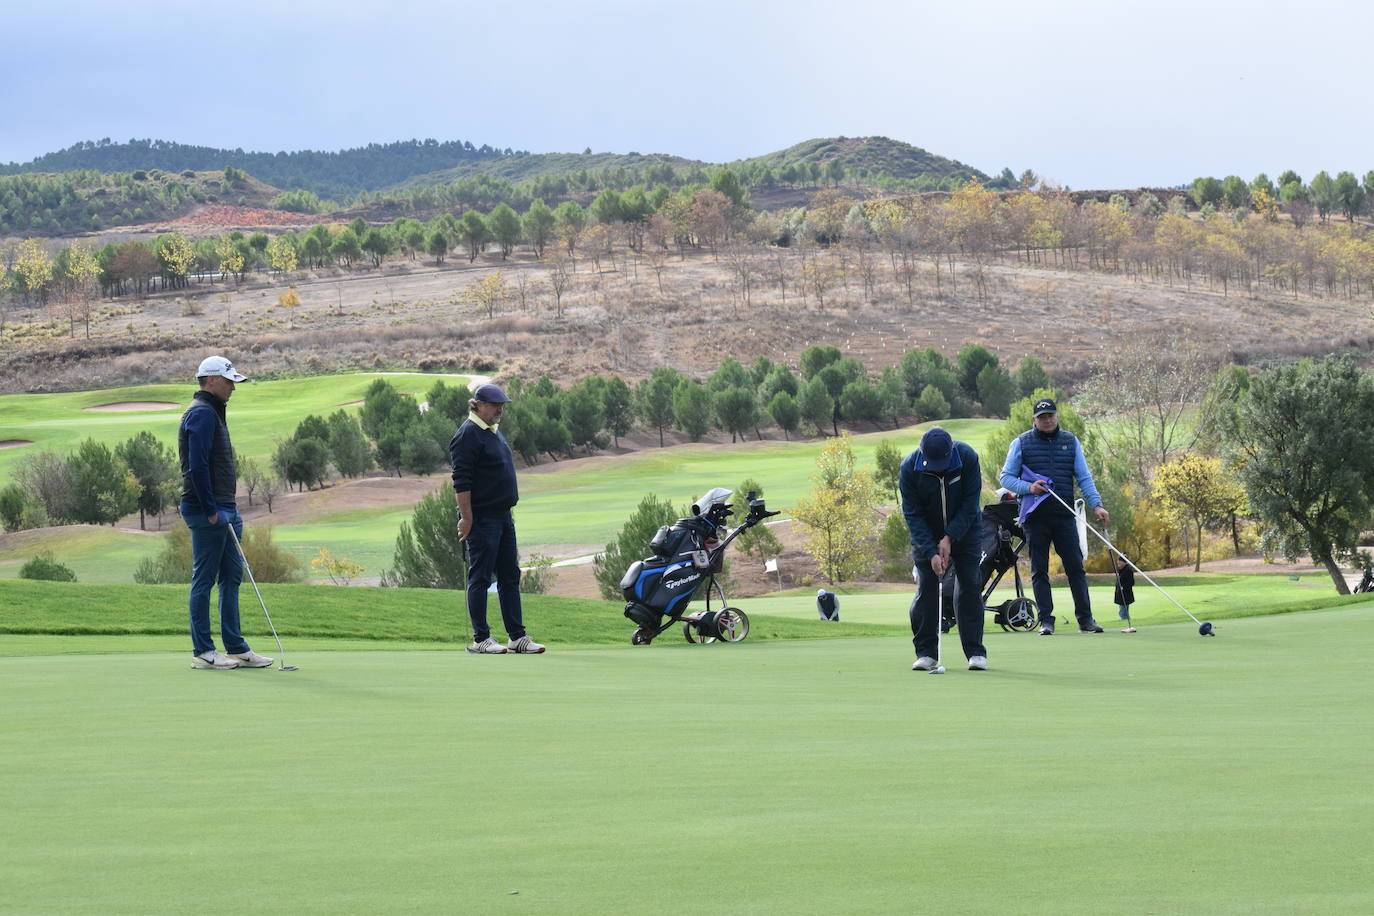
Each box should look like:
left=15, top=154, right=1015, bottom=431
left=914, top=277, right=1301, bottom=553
left=1023, top=510, right=1093, bottom=625
left=464, top=510, right=525, bottom=642
left=180, top=502, right=249, bottom=657
left=910, top=548, right=985, bottom=660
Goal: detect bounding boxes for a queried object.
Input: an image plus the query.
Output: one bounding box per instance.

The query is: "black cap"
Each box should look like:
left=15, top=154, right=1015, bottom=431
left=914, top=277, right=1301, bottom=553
left=473, top=383, right=511, bottom=404
left=1033, top=398, right=1057, bottom=416
left=917, top=427, right=954, bottom=471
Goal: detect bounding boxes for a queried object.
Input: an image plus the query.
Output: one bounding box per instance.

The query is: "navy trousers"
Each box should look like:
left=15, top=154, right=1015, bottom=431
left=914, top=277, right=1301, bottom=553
left=464, top=510, right=526, bottom=642
left=910, top=547, right=986, bottom=660
left=1022, top=510, right=1093, bottom=626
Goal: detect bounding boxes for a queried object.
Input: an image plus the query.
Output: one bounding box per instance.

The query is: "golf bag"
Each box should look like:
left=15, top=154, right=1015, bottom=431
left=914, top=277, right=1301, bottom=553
left=621, top=487, right=779, bottom=645
left=939, top=497, right=1038, bottom=633
left=1354, top=566, right=1374, bottom=594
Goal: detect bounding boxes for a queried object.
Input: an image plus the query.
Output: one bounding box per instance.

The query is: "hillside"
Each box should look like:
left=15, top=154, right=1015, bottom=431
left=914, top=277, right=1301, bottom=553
left=730, top=136, right=991, bottom=184
left=0, top=168, right=281, bottom=236
left=398, top=150, right=709, bottom=188
left=0, top=138, right=521, bottom=200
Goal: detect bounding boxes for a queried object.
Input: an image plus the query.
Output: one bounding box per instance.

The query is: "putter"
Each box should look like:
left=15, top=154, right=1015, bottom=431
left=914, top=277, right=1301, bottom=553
left=932, top=566, right=946, bottom=674
left=226, top=524, right=299, bottom=670
left=1040, top=487, right=1213, bottom=637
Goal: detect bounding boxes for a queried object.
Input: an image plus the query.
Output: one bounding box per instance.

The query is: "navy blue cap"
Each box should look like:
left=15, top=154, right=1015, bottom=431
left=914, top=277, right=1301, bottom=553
left=1033, top=398, right=1057, bottom=416
left=917, top=427, right=954, bottom=471
left=473, top=383, right=511, bottom=404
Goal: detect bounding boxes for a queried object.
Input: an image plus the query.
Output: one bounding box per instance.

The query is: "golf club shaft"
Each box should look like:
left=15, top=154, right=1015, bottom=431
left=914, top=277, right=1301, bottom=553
left=226, top=523, right=290, bottom=662
left=1039, top=487, right=1204, bottom=627
left=936, top=568, right=943, bottom=667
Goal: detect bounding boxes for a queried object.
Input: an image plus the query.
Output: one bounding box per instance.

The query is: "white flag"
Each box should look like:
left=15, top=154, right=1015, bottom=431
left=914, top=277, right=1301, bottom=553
left=763, top=558, right=778, bottom=573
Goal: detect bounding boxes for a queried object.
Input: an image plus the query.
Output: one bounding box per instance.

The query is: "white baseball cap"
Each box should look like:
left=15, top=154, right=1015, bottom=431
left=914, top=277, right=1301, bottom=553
left=196, top=356, right=248, bottom=382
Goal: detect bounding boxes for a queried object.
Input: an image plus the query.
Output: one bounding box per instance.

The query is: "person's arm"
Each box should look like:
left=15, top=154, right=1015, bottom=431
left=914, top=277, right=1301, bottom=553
left=449, top=424, right=475, bottom=540
left=999, top=438, right=1030, bottom=494
left=899, top=463, right=937, bottom=562
left=183, top=408, right=218, bottom=519
left=944, top=447, right=981, bottom=543
left=1073, top=440, right=1110, bottom=522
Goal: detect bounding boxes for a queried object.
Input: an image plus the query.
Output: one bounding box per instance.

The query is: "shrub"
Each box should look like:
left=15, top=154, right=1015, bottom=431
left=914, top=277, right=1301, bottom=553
left=19, top=551, right=77, bottom=582
left=134, top=520, right=302, bottom=584
left=381, top=486, right=466, bottom=589
left=519, top=553, right=558, bottom=594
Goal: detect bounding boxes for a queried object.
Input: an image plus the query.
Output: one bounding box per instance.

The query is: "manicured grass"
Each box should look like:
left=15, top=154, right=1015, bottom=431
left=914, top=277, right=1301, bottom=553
left=754, top=572, right=1366, bottom=628
left=0, top=579, right=906, bottom=645
left=2, top=605, right=1372, bottom=913
left=0, top=371, right=478, bottom=482
left=0, top=526, right=163, bottom=582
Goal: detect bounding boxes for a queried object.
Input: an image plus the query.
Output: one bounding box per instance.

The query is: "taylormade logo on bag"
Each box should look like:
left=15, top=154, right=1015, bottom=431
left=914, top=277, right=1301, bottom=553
left=665, top=573, right=702, bottom=589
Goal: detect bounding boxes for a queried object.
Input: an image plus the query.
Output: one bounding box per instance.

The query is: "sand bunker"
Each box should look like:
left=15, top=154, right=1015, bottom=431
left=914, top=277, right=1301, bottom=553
left=0, top=439, right=33, bottom=450
left=83, top=402, right=180, bottom=412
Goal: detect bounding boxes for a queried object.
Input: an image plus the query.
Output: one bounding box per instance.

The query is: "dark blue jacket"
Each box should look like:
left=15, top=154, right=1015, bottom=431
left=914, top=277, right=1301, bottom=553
left=178, top=390, right=237, bottom=508
left=449, top=418, right=519, bottom=514
left=898, top=441, right=983, bottom=562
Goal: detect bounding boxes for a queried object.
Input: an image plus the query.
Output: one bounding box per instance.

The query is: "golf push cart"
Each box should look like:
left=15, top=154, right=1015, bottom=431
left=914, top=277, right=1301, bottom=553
left=939, top=495, right=1039, bottom=634
left=621, top=487, right=780, bottom=645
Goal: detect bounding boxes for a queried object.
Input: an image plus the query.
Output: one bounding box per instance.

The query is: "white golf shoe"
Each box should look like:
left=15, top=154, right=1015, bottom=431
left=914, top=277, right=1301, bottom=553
left=507, top=635, right=546, bottom=654
left=912, top=656, right=937, bottom=671
left=967, top=655, right=988, bottom=671
left=467, top=637, right=508, bottom=654
left=191, top=650, right=239, bottom=670
left=228, top=650, right=274, bottom=668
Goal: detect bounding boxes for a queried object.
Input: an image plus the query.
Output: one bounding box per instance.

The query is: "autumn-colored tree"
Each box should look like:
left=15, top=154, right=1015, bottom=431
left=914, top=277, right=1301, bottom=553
left=61, top=244, right=100, bottom=337
left=13, top=238, right=53, bottom=304
left=792, top=433, right=882, bottom=583
left=1152, top=454, right=1245, bottom=571
left=155, top=233, right=195, bottom=289
left=278, top=286, right=301, bottom=328
left=266, top=235, right=298, bottom=273
left=463, top=271, right=506, bottom=318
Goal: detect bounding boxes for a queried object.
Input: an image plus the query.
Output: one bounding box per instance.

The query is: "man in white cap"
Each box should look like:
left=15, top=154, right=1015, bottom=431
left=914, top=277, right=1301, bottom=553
left=449, top=383, right=545, bottom=655
left=816, top=588, right=840, bottom=621
left=178, top=356, right=273, bottom=669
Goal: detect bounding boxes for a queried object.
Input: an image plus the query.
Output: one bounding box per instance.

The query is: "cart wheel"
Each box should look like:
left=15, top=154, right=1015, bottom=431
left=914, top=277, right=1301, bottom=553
left=716, top=608, right=750, bottom=643
left=631, top=628, right=652, bottom=646
left=1004, top=597, right=1038, bottom=632
left=684, top=621, right=716, bottom=644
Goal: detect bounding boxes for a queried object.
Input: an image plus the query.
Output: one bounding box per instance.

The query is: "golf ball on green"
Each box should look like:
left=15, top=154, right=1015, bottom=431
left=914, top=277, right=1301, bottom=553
left=935, top=666, right=945, bottom=674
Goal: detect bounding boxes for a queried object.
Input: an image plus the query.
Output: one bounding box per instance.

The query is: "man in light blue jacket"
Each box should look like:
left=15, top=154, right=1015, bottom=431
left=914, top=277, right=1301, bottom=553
left=999, top=398, right=1110, bottom=636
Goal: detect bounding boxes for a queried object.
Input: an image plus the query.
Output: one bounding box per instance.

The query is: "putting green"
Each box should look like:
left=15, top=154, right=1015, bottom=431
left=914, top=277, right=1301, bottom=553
left=2, top=606, right=1372, bottom=913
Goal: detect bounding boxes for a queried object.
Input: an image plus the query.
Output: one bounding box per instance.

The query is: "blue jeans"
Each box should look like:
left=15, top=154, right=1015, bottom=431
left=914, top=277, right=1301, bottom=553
left=464, top=510, right=525, bottom=642
left=910, top=547, right=986, bottom=660
left=1023, top=510, right=1094, bottom=626
left=180, top=502, right=249, bottom=656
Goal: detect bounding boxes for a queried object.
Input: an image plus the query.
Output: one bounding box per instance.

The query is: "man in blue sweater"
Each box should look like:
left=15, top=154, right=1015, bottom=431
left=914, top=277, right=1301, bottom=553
left=999, top=398, right=1110, bottom=635
left=899, top=427, right=987, bottom=671
left=449, top=384, right=545, bottom=655
left=178, top=356, right=272, bottom=669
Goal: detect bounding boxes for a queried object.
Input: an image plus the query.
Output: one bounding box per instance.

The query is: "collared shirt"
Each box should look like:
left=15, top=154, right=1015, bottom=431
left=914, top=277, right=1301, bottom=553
left=467, top=410, right=498, bottom=432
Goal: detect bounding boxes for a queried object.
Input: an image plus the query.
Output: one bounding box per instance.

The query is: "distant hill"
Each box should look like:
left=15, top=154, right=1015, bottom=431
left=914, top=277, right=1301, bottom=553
left=0, top=138, right=524, bottom=199
left=398, top=150, right=709, bottom=188
left=730, top=136, right=990, bottom=184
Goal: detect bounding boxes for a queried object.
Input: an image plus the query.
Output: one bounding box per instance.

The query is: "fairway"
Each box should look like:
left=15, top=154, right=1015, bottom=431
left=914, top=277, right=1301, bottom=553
left=3, top=608, right=1372, bottom=913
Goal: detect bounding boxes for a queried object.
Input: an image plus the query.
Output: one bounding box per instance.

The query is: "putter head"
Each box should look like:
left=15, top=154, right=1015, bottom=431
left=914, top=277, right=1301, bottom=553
left=1199, top=622, right=1214, bottom=637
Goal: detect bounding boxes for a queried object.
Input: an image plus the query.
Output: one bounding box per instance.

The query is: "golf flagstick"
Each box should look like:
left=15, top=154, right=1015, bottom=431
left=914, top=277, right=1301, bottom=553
left=1038, top=486, right=1213, bottom=636
left=226, top=524, right=300, bottom=669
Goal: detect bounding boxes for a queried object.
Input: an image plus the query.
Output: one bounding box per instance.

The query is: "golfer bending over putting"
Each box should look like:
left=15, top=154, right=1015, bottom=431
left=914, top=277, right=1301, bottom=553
left=899, top=427, right=987, bottom=671
left=449, top=384, right=545, bottom=655
left=999, top=397, right=1109, bottom=635
left=178, top=356, right=272, bottom=670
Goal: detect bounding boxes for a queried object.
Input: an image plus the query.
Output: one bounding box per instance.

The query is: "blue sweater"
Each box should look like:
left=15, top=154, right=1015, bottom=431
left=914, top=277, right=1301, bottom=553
left=898, top=441, right=983, bottom=562
left=448, top=418, right=519, bottom=514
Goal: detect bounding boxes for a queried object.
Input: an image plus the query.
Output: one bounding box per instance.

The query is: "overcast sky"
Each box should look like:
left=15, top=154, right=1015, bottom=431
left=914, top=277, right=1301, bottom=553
left=3, top=0, right=1369, bottom=189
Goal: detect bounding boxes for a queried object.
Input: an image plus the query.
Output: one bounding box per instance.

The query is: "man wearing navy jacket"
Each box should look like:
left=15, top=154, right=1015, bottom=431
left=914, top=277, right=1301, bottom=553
left=178, top=355, right=272, bottom=670
left=449, top=383, right=545, bottom=655
left=899, top=426, right=987, bottom=671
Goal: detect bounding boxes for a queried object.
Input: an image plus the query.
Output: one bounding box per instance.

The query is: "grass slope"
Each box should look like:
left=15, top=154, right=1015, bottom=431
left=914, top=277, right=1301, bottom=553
left=2, top=606, right=1371, bottom=913
left=0, top=579, right=905, bottom=645
left=0, top=371, right=478, bottom=484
